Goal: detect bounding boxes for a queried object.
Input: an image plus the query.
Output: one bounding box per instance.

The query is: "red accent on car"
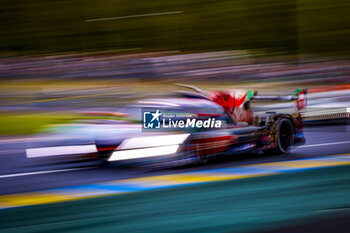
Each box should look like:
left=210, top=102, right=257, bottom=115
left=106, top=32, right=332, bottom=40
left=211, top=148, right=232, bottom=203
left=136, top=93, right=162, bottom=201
left=97, top=146, right=118, bottom=152
left=206, top=90, right=248, bottom=113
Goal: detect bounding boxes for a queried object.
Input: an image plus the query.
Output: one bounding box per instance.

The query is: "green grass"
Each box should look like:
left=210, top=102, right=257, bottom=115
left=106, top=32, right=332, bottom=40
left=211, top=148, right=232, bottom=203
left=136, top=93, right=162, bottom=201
left=0, top=112, right=137, bottom=136
left=0, top=112, right=81, bottom=136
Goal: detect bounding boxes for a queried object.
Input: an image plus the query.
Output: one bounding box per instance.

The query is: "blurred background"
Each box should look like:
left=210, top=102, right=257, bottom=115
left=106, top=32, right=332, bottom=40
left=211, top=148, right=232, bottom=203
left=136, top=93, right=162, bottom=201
left=1, top=0, right=349, bottom=54
left=0, top=0, right=350, bottom=135
left=0, top=0, right=350, bottom=233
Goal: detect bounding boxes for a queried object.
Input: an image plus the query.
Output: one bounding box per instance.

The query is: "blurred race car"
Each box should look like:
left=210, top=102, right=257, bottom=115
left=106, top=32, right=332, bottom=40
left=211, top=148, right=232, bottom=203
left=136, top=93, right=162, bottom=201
left=26, top=86, right=306, bottom=166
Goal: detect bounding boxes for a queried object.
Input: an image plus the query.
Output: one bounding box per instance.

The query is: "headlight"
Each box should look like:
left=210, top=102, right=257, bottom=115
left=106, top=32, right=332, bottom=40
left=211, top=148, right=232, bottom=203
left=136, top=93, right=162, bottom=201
left=107, top=134, right=190, bottom=162
left=108, top=145, right=179, bottom=161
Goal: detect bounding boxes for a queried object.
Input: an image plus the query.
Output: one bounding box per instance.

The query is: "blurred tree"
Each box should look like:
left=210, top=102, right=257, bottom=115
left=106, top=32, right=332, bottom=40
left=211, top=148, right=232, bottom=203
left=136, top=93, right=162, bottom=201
left=0, top=0, right=348, bottom=55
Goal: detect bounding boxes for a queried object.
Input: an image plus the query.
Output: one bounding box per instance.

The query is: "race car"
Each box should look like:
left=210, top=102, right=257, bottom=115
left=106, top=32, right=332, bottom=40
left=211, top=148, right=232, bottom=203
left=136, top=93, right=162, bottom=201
left=26, top=86, right=306, bottom=166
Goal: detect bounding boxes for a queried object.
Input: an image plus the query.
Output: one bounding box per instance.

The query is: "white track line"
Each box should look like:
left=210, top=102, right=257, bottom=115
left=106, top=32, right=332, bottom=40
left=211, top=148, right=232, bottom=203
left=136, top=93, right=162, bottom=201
left=0, top=167, right=90, bottom=179
left=300, top=141, right=350, bottom=148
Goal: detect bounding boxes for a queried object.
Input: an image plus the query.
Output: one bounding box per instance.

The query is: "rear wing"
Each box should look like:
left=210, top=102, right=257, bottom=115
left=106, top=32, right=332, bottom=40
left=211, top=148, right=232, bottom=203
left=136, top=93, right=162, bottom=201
left=175, top=83, right=307, bottom=111
left=252, top=88, right=307, bottom=111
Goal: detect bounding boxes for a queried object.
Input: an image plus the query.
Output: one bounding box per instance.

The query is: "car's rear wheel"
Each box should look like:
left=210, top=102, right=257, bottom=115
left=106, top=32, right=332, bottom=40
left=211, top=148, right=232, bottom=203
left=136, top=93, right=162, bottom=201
left=269, top=118, right=295, bottom=155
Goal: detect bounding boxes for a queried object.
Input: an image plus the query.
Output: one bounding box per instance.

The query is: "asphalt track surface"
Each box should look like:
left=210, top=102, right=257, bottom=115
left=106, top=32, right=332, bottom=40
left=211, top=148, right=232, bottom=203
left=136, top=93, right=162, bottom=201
left=1, top=124, right=350, bottom=233
left=0, top=124, right=349, bottom=195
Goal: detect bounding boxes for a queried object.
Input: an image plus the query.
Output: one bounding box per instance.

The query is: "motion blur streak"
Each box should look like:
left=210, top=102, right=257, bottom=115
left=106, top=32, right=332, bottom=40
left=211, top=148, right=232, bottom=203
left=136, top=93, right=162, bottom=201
left=85, top=11, right=184, bottom=22
left=26, top=144, right=97, bottom=158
